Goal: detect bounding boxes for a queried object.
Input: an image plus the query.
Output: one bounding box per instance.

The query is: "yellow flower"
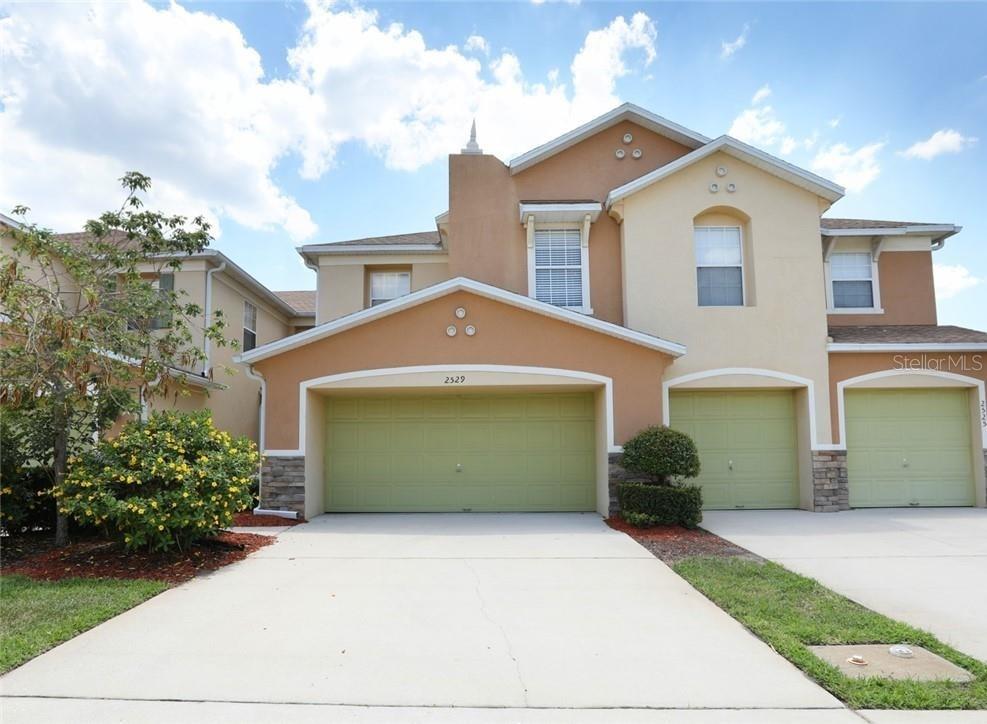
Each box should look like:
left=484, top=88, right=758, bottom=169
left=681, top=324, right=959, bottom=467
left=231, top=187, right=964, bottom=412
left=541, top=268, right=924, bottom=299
left=158, top=525, right=164, bottom=531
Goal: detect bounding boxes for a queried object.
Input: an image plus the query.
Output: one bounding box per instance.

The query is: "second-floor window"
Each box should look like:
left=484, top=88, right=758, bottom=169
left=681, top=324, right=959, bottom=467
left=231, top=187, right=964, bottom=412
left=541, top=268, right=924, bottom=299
left=830, top=252, right=874, bottom=309
left=243, top=300, right=257, bottom=352
left=534, top=228, right=583, bottom=308
left=370, top=270, right=411, bottom=306
left=695, top=226, right=743, bottom=307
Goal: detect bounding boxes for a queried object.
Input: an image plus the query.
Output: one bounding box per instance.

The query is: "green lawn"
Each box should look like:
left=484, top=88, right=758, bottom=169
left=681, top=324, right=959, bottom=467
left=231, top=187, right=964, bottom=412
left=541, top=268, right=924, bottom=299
left=0, top=575, right=167, bottom=673
left=674, top=557, right=987, bottom=710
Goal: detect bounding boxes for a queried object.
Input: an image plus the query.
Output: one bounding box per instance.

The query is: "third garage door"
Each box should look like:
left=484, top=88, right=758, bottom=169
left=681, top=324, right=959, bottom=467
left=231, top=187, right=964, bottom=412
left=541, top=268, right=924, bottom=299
left=670, top=390, right=799, bottom=509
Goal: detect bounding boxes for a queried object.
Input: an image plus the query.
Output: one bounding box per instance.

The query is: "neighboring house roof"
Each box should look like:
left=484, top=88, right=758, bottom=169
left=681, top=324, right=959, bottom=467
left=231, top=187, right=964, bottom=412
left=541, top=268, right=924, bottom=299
left=828, top=325, right=987, bottom=351
left=508, top=103, right=710, bottom=175
left=820, top=218, right=960, bottom=247
left=0, top=212, right=24, bottom=230
left=236, top=277, right=687, bottom=364
left=274, top=290, right=317, bottom=316
left=607, top=135, right=845, bottom=208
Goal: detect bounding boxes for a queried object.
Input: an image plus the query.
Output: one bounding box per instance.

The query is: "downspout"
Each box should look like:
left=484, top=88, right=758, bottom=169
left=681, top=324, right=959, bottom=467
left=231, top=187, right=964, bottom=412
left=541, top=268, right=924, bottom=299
left=243, top=364, right=295, bottom=519
left=203, top=259, right=228, bottom=377
left=303, top=255, right=320, bottom=325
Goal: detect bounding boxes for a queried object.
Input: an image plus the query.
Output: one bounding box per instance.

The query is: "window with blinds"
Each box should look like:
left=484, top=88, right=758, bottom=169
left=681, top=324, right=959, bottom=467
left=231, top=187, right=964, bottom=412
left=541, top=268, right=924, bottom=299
left=830, top=252, right=874, bottom=308
left=694, top=226, right=744, bottom=307
left=534, top=228, right=583, bottom=308
left=242, top=300, right=257, bottom=351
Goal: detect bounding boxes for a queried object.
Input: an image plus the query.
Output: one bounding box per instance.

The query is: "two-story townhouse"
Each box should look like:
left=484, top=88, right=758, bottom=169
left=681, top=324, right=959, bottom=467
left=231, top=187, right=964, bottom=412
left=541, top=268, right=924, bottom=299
left=1, top=222, right=316, bottom=442
left=196, top=105, right=987, bottom=518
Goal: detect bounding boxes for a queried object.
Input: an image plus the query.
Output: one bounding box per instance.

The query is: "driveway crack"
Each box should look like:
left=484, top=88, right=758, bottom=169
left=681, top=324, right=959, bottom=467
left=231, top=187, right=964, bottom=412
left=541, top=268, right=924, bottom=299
left=464, top=559, right=529, bottom=707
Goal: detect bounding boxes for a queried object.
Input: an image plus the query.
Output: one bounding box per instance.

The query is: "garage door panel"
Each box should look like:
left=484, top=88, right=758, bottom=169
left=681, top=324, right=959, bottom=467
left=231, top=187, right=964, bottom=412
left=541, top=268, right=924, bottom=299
left=670, top=390, right=798, bottom=510
left=847, top=389, right=973, bottom=508
left=325, top=393, right=595, bottom=512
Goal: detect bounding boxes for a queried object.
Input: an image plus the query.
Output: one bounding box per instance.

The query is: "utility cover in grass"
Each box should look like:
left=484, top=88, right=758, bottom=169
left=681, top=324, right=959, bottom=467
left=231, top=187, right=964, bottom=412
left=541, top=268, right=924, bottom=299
left=809, top=644, right=974, bottom=683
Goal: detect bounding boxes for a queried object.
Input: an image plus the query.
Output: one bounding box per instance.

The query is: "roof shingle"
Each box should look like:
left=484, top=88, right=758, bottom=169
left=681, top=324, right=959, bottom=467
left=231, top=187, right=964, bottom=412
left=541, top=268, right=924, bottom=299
left=820, top=218, right=947, bottom=230
left=828, top=325, right=987, bottom=345
left=273, top=290, right=317, bottom=316
left=321, top=231, right=440, bottom=247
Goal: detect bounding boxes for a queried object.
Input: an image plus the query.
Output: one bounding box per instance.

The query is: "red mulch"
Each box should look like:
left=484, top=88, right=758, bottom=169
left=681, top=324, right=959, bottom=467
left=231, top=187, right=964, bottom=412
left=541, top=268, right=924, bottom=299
left=606, top=516, right=759, bottom=564
left=3, top=531, right=274, bottom=584
left=232, top=512, right=302, bottom=527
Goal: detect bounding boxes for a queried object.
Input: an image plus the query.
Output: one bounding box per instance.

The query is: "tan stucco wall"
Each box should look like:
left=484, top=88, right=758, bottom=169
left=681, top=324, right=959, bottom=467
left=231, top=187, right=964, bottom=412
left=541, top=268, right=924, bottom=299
left=207, top=273, right=292, bottom=440
left=446, top=121, right=695, bottom=325
left=828, top=249, right=937, bottom=326
left=253, top=290, right=674, bottom=451
left=621, top=150, right=834, bottom=443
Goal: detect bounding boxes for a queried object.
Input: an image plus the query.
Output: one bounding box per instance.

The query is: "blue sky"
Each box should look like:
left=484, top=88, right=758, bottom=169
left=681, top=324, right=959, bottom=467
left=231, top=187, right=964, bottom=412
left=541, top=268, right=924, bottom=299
left=1, top=1, right=985, bottom=328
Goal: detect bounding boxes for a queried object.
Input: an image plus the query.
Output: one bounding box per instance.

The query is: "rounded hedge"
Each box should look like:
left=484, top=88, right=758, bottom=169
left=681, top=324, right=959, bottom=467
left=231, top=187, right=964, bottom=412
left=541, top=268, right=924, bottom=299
left=621, top=425, right=700, bottom=483
left=55, top=410, right=258, bottom=552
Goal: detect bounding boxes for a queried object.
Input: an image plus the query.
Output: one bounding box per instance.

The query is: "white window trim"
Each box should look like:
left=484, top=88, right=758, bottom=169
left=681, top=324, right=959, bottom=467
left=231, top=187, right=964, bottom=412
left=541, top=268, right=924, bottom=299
left=369, top=270, right=411, bottom=307
left=526, top=215, right=593, bottom=314
left=825, top=251, right=883, bottom=314
left=694, top=225, right=745, bottom=308
left=242, top=300, right=258, bottom=351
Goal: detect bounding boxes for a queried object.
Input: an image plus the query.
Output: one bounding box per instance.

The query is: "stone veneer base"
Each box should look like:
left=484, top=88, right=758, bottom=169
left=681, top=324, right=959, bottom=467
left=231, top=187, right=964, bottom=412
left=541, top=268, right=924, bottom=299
left=260, top=455, right=306, bottom=516
left=812, top=450, right=849, bottom=512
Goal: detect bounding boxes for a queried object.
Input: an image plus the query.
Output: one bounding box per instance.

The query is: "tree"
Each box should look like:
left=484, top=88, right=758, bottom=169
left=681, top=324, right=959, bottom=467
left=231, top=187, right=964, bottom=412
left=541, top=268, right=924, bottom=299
left=0, top=172, right=230, bottom=545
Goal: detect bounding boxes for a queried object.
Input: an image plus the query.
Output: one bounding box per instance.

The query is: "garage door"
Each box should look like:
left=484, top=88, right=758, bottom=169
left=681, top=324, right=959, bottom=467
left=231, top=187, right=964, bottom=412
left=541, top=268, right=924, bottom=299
left=670, top=390, right=799, bottom=509
left=846, top=388, right=974, bottom=507
left=324, top=392, right=596, bottom=512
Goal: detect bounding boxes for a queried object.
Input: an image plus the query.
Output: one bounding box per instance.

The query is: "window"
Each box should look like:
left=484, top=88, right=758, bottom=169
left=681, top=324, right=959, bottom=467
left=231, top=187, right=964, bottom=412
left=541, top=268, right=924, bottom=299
left=370, top=271, right=411, bottom=306
left=695, top=226, right=743, bottom=306
left=148, top=273, right=174, bottom=330
left=242, top=300, right=257, bottom=352
left=534, top=228, right=583, bottom=308
left=830, top=252, right=874, bottom=309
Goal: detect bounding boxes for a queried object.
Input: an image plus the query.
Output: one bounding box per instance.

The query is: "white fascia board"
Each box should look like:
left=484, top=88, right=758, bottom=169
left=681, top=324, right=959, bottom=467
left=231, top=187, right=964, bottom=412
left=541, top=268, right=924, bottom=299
left=0, top=212, right=24, bottom=230
left=297, top=244, right=443, bottom=254
left=508, top=103, right=710, bottom=175
left=828, top=342, right=987, bottom=352
left=435, top=210, right=449, bottom=224
left=236, top=276, right=686, bottom=364
left=519, top=202, right=602, bottom=224
left=606, top=136, right=845, bottom=208
left=821, top=225, right=959, bottom=243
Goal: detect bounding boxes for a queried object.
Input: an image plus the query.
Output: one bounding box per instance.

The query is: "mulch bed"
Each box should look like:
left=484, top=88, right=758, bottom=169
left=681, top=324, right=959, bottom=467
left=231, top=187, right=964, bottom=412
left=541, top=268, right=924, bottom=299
left=3, top=531, right=274, bottom=584
left=607, top=516, right=760, bottom=564
left=232, top=512, right=302, bottom=527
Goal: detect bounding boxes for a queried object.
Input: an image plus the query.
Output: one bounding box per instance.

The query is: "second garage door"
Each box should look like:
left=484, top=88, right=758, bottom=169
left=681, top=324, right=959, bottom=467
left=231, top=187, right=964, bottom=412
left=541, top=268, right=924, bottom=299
left=846, top=388, right=974, bottom=507
left=324, top=392, right=596, bottom=512
left=670, top=390, right=800, bottom=509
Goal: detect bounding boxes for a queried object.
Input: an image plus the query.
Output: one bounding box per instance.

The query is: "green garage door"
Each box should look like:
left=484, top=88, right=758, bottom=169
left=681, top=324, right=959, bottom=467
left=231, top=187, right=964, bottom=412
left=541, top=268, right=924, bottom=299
left=846, top=388, right=974, bottom=507
left=670, top=390, right=799, bottom=509
left=325, top=392, right=596, bottom=512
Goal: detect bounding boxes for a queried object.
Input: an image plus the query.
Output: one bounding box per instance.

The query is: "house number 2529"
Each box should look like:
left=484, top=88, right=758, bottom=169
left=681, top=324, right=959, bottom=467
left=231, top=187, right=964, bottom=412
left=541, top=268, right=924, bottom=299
left=444, top=375, right=466, bottom=384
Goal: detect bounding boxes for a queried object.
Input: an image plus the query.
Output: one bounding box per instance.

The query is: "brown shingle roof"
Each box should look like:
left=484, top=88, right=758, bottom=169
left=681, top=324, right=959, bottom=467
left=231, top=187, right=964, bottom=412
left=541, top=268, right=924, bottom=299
left=829, top=325, right=987, bottom=345
left=56, top=230, right=134, bottom=246
left=273, top=290, right=317, bottom=316
left=820, top=218, right=946, bottom=230
left=325, top=231, right=440, bottom=247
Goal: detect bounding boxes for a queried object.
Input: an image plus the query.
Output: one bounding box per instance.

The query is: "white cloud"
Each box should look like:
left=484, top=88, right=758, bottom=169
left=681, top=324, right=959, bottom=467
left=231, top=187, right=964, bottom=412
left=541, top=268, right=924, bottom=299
left=779, top=136, right=797, bottom=155
left=728, top=105, right=785, bottom=147
left=934, top=263, right=982, bottom=300
left=547, top=68, right=560, bottom=83
left=720, top=23, right=750, bottom=59
left=899, top=129, right=978, bottom=160
left=1, top=1, right=658, bottom=237
left=464, top=34, right=488, bottom=55
left=811, top=141, right=885, bottom=192
left=828, top=116, right=842, bottom=128
left=751, top=84, right=771, bottom=105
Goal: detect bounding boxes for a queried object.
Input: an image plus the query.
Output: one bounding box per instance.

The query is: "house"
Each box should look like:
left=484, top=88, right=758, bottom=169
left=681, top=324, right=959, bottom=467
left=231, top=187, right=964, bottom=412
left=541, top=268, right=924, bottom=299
left=234, top=104, right=987, bottom=519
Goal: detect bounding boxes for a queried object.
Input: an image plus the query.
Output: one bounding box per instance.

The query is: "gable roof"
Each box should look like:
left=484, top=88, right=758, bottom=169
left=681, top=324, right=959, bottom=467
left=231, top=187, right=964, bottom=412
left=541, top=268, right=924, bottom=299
left=508, top=103, right=710, bottom=175
left=820, top=218, right=959, bottom=246
left=606, top=135, right=845, bottom=208
left=274, top=290, right=317, bottom=316
left=297, top=231, right=444, bottom=264
left=236, top=277, right=686, bottom=364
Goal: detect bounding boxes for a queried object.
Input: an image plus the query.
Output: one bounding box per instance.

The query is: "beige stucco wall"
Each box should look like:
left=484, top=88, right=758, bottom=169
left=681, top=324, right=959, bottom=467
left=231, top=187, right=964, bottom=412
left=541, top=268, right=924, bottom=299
left=252, top=289, right=675, bottom=452
left=619, top=150, right=834, bottom=444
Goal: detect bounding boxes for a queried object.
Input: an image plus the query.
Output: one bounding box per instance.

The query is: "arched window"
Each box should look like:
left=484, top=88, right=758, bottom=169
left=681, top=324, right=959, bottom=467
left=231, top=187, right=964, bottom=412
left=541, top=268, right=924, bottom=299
left=693, top=208, right=751, bottom=307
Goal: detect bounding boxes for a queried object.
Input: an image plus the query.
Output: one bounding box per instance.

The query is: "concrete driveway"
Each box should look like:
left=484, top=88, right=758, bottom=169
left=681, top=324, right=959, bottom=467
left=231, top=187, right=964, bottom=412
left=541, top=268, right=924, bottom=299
left=703, top=508, right=987, bottom=662
left=1, top=513, right=849, bottom=722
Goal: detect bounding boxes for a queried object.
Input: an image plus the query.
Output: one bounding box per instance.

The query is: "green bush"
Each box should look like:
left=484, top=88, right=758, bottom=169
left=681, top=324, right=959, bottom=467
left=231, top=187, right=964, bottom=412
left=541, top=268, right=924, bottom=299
left=55, top=411, right=258, bottom=552
left=621, top=425, right=700, bottom=483
left=0, top=416, right=55, bottom=534
left=618, top=483, right=703, bottom=529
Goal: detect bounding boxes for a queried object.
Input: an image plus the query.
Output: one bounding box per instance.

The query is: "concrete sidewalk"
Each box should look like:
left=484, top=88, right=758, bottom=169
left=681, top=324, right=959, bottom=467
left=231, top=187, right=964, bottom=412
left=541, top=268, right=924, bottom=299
left=703, top=508, right=987, bottom=662
left=2, top=513, right=841, bottom=718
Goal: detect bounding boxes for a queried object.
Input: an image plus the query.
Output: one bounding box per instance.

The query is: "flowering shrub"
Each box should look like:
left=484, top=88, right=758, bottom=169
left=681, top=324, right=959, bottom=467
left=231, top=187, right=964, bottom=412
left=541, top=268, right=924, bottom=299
left=56, top=410, right=258, bottom=551
left=0, top=415, right=55, bottom=534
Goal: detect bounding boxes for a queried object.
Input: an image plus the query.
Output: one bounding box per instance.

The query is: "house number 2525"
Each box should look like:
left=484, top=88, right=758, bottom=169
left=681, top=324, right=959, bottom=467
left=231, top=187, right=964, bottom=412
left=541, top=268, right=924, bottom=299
left=444, top=375, right=466, bottom=384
